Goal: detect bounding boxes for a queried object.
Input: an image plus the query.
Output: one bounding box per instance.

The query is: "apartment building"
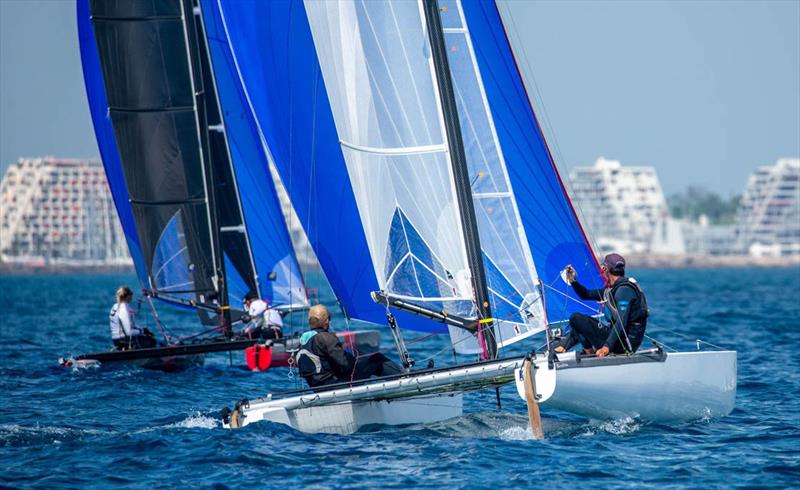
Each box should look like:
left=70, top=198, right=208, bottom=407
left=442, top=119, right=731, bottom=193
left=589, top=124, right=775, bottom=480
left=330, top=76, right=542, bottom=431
left=0, top=157, right=130, bottom=266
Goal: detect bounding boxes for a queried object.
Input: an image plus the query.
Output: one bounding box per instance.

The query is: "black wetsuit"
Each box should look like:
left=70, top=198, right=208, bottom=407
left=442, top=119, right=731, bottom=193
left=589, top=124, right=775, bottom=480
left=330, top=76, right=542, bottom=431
left=562, top=277, right=647, bottom=354
left=297, top=328, right=402, bottom=388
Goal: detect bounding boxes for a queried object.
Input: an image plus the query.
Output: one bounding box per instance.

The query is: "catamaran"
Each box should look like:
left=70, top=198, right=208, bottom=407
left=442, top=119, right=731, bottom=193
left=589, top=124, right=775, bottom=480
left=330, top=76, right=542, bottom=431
left=210, top=0, right=736, bottom=435
left=62, top=0, right=380, bottom=371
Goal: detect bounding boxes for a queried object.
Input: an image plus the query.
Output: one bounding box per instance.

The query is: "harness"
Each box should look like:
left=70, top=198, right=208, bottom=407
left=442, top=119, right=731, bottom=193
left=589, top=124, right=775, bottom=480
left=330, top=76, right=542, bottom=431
left=294, top=330, right=324, bottom=377
left=606, top=277, right=649, bottom=323
left=603, top=277, right=649, bottom=353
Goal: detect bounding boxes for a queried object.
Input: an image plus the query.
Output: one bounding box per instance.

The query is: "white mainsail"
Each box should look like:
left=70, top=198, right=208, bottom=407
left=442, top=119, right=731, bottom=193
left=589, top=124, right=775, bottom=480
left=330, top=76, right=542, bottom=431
left=305, top=0, right=547, bottom=352
left=304, top=1, right=475, bottom=323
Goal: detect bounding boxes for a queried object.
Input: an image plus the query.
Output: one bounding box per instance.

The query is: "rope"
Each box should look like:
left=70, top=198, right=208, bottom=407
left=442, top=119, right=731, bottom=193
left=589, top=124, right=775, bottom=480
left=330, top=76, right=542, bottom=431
left=645, top=322, right=731, bottom=351
left=142, top=293, right=173, bottom=343
left=541, top=282, right=601, bottom=314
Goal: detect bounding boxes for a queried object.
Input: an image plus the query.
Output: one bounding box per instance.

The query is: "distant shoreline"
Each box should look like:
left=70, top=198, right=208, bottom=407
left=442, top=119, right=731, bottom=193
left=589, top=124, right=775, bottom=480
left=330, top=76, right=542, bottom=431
left=0, top=262, right=135, bottom=275
left=627, top=254, right=800, bottom=269
left=2, top=255, right=798, bottom=276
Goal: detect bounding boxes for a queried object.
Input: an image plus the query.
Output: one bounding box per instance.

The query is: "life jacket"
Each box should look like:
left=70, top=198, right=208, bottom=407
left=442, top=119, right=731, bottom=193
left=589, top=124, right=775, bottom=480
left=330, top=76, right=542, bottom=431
left=293, top=330, right=328, bottom=378
left=606, top=276, right=649, bottom=324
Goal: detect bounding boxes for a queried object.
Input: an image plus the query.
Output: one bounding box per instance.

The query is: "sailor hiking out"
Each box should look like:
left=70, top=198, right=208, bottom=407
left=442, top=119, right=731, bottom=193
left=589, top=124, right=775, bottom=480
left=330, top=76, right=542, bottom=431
left=295, top=305, right=402, bottom=389
left=239, top=291, right=283, bottom=340
left=555, top=253, right=648, bottom=357
left=109, top=286, right=156, bottom=350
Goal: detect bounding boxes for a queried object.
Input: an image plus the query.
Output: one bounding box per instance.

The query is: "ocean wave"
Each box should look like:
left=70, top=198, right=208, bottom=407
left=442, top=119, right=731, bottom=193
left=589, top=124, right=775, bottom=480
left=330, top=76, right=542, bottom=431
left=0, top=423, right=110, bottom=447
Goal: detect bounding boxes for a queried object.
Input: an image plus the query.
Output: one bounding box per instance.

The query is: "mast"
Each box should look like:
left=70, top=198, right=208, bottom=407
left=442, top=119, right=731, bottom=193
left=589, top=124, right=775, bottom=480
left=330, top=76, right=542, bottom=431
left=182, top=0, right=232, bottom=336
left=422, top=0, right=497, bottom=359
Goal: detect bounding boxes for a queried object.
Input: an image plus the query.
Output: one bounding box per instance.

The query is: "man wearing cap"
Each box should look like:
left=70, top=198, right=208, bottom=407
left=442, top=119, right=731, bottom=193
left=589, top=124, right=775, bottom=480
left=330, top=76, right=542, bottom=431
left=555, top=253, right=649, bottom=357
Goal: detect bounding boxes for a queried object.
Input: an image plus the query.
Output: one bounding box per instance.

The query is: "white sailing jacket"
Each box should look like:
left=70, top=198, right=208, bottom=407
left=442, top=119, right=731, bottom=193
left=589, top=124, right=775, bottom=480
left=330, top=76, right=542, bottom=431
left=245, top=299, right=283, bottom=333
left=109, top=302, right=141, bottom=339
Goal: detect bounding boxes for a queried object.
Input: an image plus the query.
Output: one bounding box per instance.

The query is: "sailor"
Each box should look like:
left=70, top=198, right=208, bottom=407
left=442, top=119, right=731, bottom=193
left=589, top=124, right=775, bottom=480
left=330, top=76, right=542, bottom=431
left=555, top=253, right=648, bottom=357
left=109, top=286, right=156, bottom=350
left=295, top=305, right=402, bottom=388
left=240, top=291, right=283, bottom=340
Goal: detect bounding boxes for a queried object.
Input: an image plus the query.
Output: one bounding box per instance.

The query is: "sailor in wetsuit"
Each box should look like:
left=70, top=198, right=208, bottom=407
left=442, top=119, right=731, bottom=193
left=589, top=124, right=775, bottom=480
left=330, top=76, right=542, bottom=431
left=109, top=286, right=156, bottom=350
left=555, top=253, right=648, bottom=357
left=239, top=291, right=283, bottom=340
left=295, top=305, right=402, bottom=388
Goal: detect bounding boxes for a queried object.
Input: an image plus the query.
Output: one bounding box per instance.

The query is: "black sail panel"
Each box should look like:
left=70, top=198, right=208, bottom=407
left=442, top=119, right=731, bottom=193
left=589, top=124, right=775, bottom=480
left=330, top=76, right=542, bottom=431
left=90, top=0, right=217, bottom=300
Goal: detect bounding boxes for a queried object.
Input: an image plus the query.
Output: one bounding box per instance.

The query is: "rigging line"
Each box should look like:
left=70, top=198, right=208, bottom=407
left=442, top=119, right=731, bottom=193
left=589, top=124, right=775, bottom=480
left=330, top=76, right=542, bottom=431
left=603, top=287, right=634, bottom=355
left=645, top=322, right=731, bottom=351
left=415, top=325, right=495, bottom=366
left=175, top=324, right=226, bottom=342
left=499, top=1, right=604, bottom=260
left=644, top=334, right=677, bottom=353
left=542, top=282, right=601, bottom=313
left=143, top=293, right=173, bottom=343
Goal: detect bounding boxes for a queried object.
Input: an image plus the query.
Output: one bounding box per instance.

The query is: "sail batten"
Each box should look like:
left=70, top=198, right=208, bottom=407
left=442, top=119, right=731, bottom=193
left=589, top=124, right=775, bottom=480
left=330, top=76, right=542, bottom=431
left=339, top=141, right=447, bottom=156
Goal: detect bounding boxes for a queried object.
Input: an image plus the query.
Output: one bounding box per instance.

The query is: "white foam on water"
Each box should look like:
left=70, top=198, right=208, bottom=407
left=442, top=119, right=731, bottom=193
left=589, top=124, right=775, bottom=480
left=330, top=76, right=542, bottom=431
left=165, top=412, right=220, bottom=430
left=581, top=416, right=641, bottom=436
left=499, top=425, right=535, bottom=441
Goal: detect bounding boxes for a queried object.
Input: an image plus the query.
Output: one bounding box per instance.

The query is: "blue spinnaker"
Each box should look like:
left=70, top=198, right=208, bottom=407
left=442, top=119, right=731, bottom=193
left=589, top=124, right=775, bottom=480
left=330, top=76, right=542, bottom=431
left=461, top=0, right=602, bottom=321
left=77, top=0, right=147, bottom=285
left=202, top=3, right=308, bottom=309
left=151, top=210, right=195, bottom=303
left=206, top=0, right=443, bottom=333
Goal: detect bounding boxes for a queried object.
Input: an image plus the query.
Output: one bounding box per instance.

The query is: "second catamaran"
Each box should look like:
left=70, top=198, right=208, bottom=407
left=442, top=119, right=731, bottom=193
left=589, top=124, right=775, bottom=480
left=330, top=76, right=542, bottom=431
left=67, top=0, right=315, bottom=370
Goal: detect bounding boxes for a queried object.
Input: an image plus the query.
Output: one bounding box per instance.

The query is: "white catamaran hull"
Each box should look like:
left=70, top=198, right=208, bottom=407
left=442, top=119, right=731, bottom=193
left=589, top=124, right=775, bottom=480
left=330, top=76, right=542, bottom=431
left=237, top=394, right=463, bottom=434
left=517, top=350, right=737, bottom=423
left=224, top=349, right=736, bottom=434
left=224, top=358, right=523, bottom=433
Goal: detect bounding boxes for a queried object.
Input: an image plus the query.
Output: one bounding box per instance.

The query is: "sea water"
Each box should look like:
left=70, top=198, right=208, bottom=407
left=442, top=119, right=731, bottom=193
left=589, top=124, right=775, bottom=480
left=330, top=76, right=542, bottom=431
left=1, top=268, right=798, bottom=488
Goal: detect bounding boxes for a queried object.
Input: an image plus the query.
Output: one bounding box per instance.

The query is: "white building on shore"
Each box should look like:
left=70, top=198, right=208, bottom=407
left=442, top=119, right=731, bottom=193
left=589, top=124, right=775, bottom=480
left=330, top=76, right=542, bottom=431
left=734, top=158, right=800, bottom=257
left=569, top=157, right=677, bottom=255
left=0, top=157, right=131, bottom=267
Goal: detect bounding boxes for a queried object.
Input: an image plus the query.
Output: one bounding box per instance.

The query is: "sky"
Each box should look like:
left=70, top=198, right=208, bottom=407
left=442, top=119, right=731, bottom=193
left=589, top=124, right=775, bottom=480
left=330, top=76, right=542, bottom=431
left=0, top=0, right=798, bottom=196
